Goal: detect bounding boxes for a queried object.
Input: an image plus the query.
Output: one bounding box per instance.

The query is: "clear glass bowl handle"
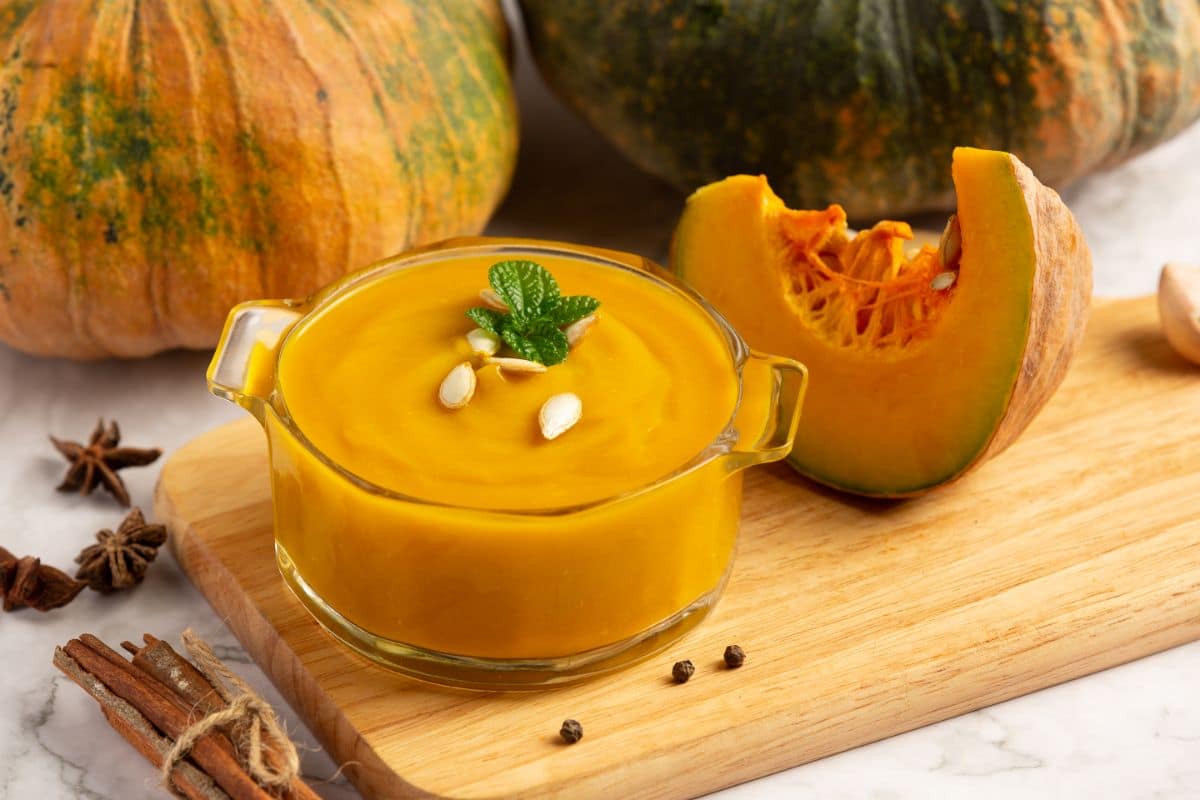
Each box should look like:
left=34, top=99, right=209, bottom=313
left=727, top=352, right=809, bottom=471
left=207, top=300, right=303, bottom=417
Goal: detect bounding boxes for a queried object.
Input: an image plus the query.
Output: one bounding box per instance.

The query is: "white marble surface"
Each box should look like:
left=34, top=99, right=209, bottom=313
left=2, top=17, right=1200, bottom=800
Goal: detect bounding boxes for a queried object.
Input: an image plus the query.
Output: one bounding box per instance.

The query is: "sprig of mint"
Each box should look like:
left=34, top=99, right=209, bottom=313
left=466, top=260, right=600, bottom=366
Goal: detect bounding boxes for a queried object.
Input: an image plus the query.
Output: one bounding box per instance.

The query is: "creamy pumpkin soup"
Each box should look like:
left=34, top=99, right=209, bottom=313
left=277, top=254, right=738, bottom=510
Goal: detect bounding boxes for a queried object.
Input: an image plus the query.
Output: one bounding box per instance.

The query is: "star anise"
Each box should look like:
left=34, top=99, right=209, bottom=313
left=50, top=419, right=162, bottom=507
left=1, top=546, right=86, bottom=612
left=74, top=508, right=168, bottom=593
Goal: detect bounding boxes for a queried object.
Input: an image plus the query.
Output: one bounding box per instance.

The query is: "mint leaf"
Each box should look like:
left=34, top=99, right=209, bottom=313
left=466, top=307, right=503, bottom=335
left=466, top=260, right=600, bottom=366
left=489, top=261, right=560, bottom=322
left=501, top=319, right=569, bottom=366
left=550, top=295, right=601, bottom=326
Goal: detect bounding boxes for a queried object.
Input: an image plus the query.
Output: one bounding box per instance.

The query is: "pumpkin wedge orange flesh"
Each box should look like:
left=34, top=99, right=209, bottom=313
left=671, top=147, right=1092, bottom=496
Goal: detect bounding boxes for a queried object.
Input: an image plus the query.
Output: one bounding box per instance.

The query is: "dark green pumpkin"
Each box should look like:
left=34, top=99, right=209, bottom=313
left=519, top=0, right=1200, bottom=217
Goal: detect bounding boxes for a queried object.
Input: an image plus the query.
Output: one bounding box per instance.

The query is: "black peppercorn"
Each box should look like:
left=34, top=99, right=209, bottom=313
left=559, top=718, right=583, bottom=744
left=723, top=644, right=746, bottom=668
left=671, top=659, right=695, bottom=683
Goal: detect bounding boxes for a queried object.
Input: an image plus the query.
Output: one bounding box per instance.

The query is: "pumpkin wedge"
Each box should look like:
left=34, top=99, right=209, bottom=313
left=671, top=147, right=1092, bottom=496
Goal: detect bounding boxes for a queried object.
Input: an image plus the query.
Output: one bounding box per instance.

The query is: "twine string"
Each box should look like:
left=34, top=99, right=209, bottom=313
left=159, top=628, right=300, bottom=789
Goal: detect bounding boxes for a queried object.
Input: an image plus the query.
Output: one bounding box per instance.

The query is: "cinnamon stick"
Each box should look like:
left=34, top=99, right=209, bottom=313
left=53, top=647, right=229, bottom=800
left=123, top=635, right=322, bottom=800
left=62, top=636, right=274, bottom=800
left=125, top=635, right=222, bottom=712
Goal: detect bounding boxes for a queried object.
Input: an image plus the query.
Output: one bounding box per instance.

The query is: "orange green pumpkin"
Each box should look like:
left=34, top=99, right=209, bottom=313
left=520, top=1, right=1200, bottom=218
left=0, top=0, right=517, bottom=358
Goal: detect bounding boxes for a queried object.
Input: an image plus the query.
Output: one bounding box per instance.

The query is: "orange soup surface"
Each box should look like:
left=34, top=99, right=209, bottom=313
left=278, top=254, right=739, bottom=509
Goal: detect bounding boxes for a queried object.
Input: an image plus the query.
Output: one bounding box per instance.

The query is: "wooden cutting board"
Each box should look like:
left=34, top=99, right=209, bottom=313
left=157, top=296, right=1200, bottom=799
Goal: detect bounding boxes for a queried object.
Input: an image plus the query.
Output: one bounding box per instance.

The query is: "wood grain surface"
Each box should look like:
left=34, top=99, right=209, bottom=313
left=157, top=296, right=1200, bottom=799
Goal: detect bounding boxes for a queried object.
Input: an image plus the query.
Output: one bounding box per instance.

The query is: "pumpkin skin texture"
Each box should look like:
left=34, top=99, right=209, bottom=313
left=0, top=1, right=517, bottom=358
left=520, top=0, right=1200, bottom=218
left=671, top=148, right=1093, bottom=497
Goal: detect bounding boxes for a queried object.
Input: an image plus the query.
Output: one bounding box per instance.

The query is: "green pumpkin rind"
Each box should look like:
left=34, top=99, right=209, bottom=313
left=0, top=0, right=517, bottom=358
left=519, top=0, right=1200, bottom=217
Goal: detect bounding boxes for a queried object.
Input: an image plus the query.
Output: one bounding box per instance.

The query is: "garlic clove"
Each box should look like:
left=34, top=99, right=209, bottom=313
left=479, top=289, right=508, bottom=311
left=438, top=362, right=477, bottom=409
left=466, top=327, right=501, bottom=356
left=1158, top=262, right=1200, bottom=365
left=539, top=393, right=582, bottom=440
left=564, top=313, right=599, bottom=347
left=484, top=356, right=548, bottom=374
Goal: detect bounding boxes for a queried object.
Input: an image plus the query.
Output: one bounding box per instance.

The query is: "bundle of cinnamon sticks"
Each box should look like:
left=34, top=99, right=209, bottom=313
left=54, top=633, right=319, bottom=800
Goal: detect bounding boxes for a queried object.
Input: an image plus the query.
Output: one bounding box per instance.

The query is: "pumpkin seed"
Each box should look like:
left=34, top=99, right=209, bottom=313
left=480, top=289, right=508, bottom=311
left=938, top=214, right=962, bottom=269
left=930, top=271, right=957, bottom=291
left=484, top=355, right=548, bottom=374
left=466, top=327, right=501, bottom=356
left=438, top=362, right=476, bottom=409
left=539, top=393, right=582, bottom=440
left=564, top=313, right=598, bottom=346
